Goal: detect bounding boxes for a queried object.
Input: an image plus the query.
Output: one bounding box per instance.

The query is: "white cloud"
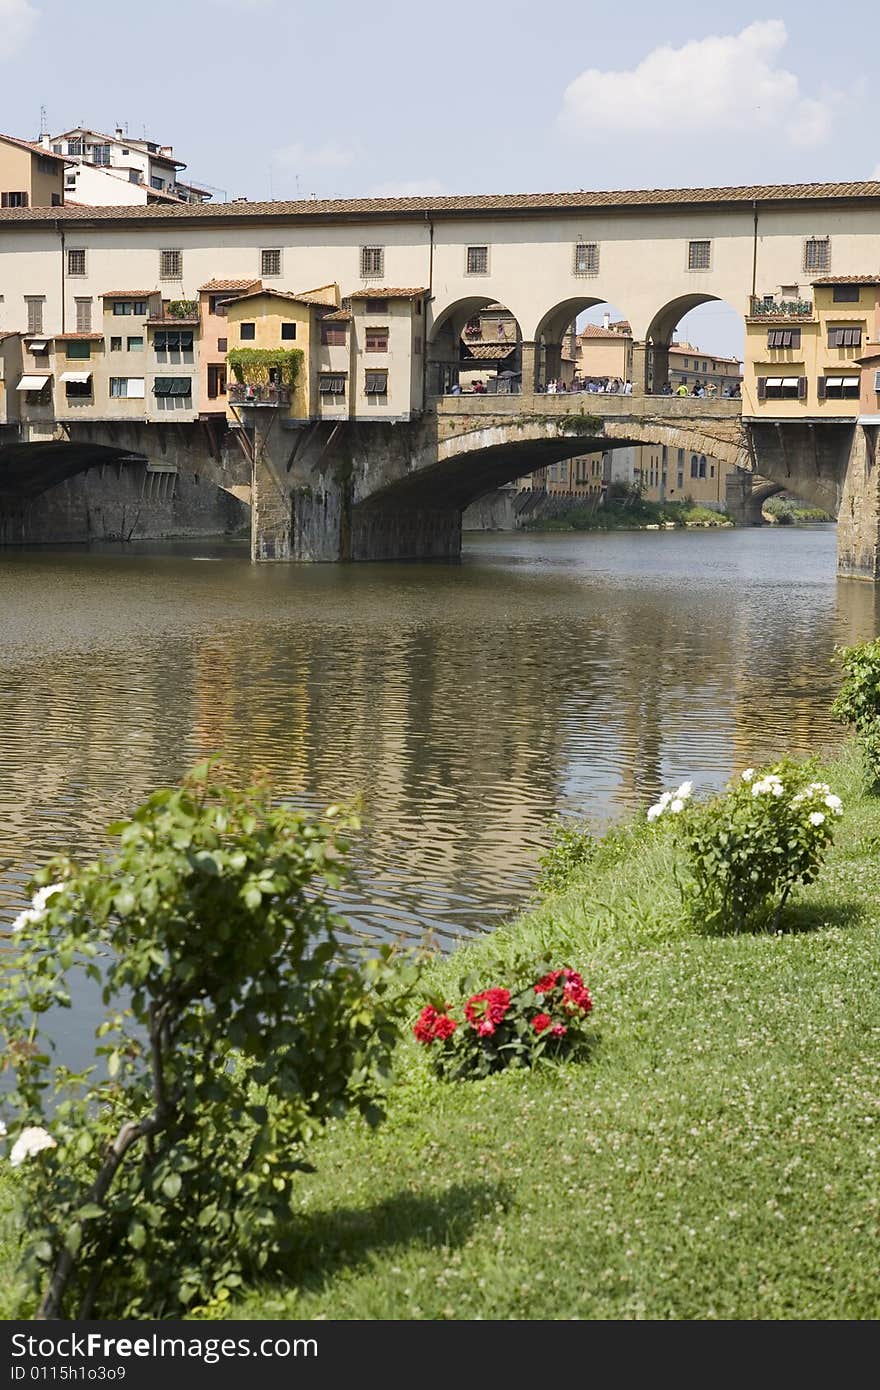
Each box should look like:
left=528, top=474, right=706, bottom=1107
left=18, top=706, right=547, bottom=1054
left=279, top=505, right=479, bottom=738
left=368, top=178, right=446, bottom=198
left=0, top=0, right=38, bottom=61
left=560, top=20, right=832, bottom=149
left=273, top=141, right=355, bottom=171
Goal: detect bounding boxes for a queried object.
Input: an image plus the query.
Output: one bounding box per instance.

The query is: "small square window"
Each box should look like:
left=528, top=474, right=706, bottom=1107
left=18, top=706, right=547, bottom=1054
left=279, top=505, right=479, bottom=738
left=466, top=245, right=489, bottom=275
left=261, top=248, right=282, bottom=277
left=239, top=323, right=256, bottom=341
left=110, top=336, right=122, bottom=351
left=365, top=298, right=387, bottom=314
left=365, top=370, right=388, bottom=395
left=360, top=246, right=384, bottom=278
left=688, top=240, right=711, bottom=271
left=65, top=340, right=91, bottom=359
left=365, top=328, right=388, bottom=352
left=321, top=323, right=347, bottom=346
left=280, top=322, right=296, bottom=340
left=160, top=249, right=183, bottom=280
left=573, top=242, right=599, bottom=276
left=217, top=337, right=228, bottom=352
left=832, top=284, right=860, bottom=303
left=127, top=336, right=144, bottom=351
left=803, top=237, right=830, bottom=273
left=319, top=373, right=347, bottom=395
left=67, top=248, right=86, bottom=276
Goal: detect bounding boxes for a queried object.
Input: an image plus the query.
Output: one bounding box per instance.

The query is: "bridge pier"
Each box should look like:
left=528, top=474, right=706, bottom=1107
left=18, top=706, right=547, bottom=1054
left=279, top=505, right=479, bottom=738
left=837, top=424, right=880, bottom=579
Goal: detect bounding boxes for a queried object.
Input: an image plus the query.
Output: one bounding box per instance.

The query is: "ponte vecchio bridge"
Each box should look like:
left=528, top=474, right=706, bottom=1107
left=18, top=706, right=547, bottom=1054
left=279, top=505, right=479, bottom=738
left=0, top=179, right=878, bottom=572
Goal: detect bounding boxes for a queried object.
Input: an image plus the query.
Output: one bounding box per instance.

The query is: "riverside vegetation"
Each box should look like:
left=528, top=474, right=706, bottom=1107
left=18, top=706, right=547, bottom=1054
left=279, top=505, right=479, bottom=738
left=524, top=482, right=732, bottom=533
left=1, top=646, right=880, bottom=1319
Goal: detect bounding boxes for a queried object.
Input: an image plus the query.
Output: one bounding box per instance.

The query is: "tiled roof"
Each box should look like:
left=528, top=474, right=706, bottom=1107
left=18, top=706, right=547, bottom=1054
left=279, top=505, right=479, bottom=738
left=321, top=308, right=351, bottom=322
left=52, top=332, right=105, bottom=340
left=0, top=133, right=68, bottom=163
left=0, top=330, right=20, bottom=340
left=146, top=316, right=200, bottom=325
left=348, top=287, right=427, bottom=299
left=100, top=289, right=158, bottom=298
left=222, top=286, right=312, bottom=306
left=2, top=183, right=880, bottom=225
left=811, top=275, right=880, bottom=285
left=579, top=323, right=631, bottom=339
left=463, top=343, right=518, bottom=359
left=199, top=277, right=260, bottom=292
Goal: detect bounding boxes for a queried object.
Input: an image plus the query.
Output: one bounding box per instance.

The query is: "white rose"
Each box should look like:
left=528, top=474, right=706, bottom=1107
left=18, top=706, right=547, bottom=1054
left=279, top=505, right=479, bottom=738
left=824, top=794, right=842, bottom=814
left=741, top=768, right=755, bottom=782
left=669, top=799, right=685, bottom=814
left=808, top=811, right=826, bottom=827
left=9, top=1126, right=56, bottom=1168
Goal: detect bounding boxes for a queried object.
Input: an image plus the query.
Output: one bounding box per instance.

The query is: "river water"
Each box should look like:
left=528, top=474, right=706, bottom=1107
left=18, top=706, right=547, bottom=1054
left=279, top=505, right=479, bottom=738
left=1, top=526, right=876, bottom=963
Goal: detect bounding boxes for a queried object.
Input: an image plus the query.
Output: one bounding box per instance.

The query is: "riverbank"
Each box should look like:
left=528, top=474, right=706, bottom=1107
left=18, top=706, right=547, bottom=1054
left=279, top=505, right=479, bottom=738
left=523, top=497, right=733, bottom=531
left=1, top=742, right=877, bottom=1320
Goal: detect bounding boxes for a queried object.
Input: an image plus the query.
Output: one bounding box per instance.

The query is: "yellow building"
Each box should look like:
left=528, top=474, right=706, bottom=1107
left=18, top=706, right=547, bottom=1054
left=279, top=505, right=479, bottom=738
left=224, top=286, right=317, bottom=420
left=0, top=133, right=66, bottom=208
left=744, top=276, right=880, bottom=418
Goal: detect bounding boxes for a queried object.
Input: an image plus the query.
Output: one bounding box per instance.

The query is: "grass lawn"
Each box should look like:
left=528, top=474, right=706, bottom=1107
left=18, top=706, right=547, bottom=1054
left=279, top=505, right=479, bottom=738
left=2, top=746, right=878, bottom=1319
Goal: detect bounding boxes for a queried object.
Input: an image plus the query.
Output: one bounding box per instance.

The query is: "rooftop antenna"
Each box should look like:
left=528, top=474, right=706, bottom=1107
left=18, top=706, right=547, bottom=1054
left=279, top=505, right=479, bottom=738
left=39, top=104, right=47, bottom=136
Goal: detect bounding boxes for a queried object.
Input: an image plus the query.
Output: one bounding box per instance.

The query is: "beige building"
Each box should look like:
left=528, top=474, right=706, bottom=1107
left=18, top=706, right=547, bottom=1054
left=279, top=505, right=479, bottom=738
left=0, top=133, right=65, bottom=208
left=663, top=342, right=741, bottom=395
left=44, top=127, right=211, bottom=206
left=575, top=319, right=633, bottom=381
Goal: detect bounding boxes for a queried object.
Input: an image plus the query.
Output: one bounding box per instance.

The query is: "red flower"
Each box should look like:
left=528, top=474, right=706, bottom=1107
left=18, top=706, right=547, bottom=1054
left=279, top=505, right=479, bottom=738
left=465, top=987, right=511, bottom=1033
left=413, top=1005, right=458, bottom=1045
left=532, top=1012, right=552, bottom=1034
left=534, top=970, right=563, bottom=996
left=563, top=976, right=593, bottom=1014
left=551, top=1023, right=568, bottom=1038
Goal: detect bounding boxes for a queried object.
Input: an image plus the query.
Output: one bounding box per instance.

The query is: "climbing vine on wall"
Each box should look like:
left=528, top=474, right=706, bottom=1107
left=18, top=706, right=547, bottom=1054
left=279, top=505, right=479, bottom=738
left=226, top=348, right=303, bottom=387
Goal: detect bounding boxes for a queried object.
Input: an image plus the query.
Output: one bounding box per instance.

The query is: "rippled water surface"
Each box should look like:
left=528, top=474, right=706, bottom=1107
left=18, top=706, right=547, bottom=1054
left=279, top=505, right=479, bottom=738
left=1, top=526, right=877, bottom=962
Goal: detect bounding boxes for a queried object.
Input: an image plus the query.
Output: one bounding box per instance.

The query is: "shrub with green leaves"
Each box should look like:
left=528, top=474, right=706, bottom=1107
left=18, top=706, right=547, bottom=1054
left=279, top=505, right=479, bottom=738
left=647, top=761, right=843, bottom=932
left=832, top=639, right=880, bottom=788
left=0, top=767, right=414, bottom=1319
left=535, top=819, right=596, bottom=894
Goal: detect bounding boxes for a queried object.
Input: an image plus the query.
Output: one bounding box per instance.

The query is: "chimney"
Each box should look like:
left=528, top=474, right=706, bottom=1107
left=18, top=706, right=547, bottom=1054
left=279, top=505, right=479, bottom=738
left=603, top=311, right=611, bottom=330
left=115, top=127, right=123, bottom=139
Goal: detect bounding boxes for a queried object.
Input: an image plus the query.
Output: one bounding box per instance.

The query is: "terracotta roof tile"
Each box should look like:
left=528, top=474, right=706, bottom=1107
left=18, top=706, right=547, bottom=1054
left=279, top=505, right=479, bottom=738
left=463, top=343, right=518, bottom=359
left=579, top=323, right=631, bottom=339
left=348, top=287, right=427, bottom=299
left=199, top=277, right=261, bottom=292
left=52, top=332, right=105, bottom=340
left=321, top=308, right=351, bottom=322
left=0, top=132, right=68, bottom=163
left=817, top=276, right=879, bottom=286
left=223, top=286, right=312, bottom=306
left=100, top=290, right=158, bottom=298
left=2, top=183, right=880, bottom=226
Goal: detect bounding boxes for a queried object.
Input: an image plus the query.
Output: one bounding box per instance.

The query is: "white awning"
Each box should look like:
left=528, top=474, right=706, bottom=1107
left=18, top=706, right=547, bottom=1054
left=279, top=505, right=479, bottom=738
left=824, top=377, right=843, bottom=387
left=781, top=378, right=800, bottom=387
left=16, top=374, right=50, bottom=391
left=60, top=371, right=92, bottom=384
left=27, top=340, right=48, bottom=352
left=841, top=378, right=860, bottom=386
left=765, top=378, right=783, bottom=387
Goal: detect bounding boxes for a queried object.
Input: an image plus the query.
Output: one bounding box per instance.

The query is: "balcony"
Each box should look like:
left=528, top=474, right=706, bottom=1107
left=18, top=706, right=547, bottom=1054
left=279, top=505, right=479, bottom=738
left=749, top=296, right=814, bottom=319
left=228, top=382, right=290, bottom=407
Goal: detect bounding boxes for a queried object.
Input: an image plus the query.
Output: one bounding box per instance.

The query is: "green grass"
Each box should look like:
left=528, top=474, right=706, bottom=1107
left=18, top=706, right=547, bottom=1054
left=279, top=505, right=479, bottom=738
left=526, top=497, right=733, bottom=531
left=2, top=747, right=879, bottom=1319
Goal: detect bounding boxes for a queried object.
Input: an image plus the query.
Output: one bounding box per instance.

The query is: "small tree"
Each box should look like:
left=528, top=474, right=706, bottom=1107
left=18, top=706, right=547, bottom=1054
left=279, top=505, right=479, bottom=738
left=0, top=767, right=412, bottom=1319
left=831, top=639, right=880, bottom=787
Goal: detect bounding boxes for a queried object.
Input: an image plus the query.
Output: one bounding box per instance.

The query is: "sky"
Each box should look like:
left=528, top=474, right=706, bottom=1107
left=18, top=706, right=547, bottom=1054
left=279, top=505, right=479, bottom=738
left=2, top=0, right=877, bottom=358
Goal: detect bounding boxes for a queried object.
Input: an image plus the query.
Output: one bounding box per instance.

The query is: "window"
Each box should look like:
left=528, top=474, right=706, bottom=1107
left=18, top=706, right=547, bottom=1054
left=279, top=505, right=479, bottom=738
left=767, top=329, right=801, bottom=348
left=67, top=248, right=86, bottom=276
left=702, top=362, right=707, bottom=372
left=821, top=377, right=860, bottom=399
left=113, top=300, right=147, bottom=316
left=281, top=322, right=296, bottom=340
left=129, top=170, right=141, bottom=184
left=803, top=237, right=830, bottom=273
left=365, top=298, right=387, bottom=314
left=126, top=335, right=144, bottom=351
left=209, top=295, right=231, bottom=316
left=832, top=284, right=860, bottom=303
left=159, top=249, right=182, bottom=279
left=415, top=299, right=422, bottom=315
left=1, top=192, right=28, bottom=207
left=75, top=298, right=92, bottom=333
left=110, top=336, right=122, bottom=351
left=65, top=378, right=92, bottom=399
left=151, top=176, right=165, bottom=191
left=110, top=377, right=145, bottom=398
left=321, top=322, right=347, bottom=346
left=319, top=373, right=346, bottom=395
left=759, top=376, right=806, bottom=399
left=217, top=336, right=227, bottom=352
left=154, top=330, right=194, bottom=352
left=360, top=246, right=384, bottom=278
left=92, top=144, right=110, bottom=166
left=153, top=377, right=192, bottom=396
left=52, top=193, right=62, bottom=204
left=677, top=468, right=684, bottom=489
left=261, top=249, right=281, bottom=277
left=827, top=326, right=862, bottom=348
left=67, top=141, right=85, bottom=156
left=365, top=327, right=388, bottom=352
left=699, top=456, right=707, bottom=479
left=688, top=240, right=711, bottom=270
left=239, top=323, right=255, bottom=341
left=682, top=358, right=688, bottom=368
left=573, top=242, right=599, bottom=276
left=466, top=245, right=489, bottom=275
left=414, top=336, right=422, bottom=355
left=25, top=298, right=44, bottom=334
left=66, top=340, right=91, bottom=359
left=207, top=364, right=227, bottom=399
left=690, top=455, right=700, bottom=479
left=365, top=370, right=388, bottom=395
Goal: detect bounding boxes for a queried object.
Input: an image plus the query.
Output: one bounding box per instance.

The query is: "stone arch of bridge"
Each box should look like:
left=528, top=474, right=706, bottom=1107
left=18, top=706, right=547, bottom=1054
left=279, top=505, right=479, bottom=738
left=642, top=292, right=745, bottom=395
left=427, top=295, right=524, bottom=396
left=0, top=439, right=147, bottom=501
left=531, top=295, right=630, bottom=392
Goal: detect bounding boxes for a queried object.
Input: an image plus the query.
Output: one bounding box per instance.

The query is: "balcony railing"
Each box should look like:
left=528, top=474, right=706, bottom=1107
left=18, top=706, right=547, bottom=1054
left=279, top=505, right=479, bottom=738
left=749, top=297, right=814, bottom=318
left=228, top=382, right=290, bottom=407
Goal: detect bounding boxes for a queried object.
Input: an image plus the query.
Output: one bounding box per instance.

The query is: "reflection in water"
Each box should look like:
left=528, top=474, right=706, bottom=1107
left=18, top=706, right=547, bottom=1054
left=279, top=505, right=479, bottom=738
left=0, top=527, right=877, bottom=960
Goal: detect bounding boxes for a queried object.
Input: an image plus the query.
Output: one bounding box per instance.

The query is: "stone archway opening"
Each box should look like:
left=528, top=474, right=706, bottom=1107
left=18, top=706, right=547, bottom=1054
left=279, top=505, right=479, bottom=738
left=643, top=294, right=745, bottom=399
left=427, top=296, right=523, bottom=397
left=532, top=297, right=632, bottom=393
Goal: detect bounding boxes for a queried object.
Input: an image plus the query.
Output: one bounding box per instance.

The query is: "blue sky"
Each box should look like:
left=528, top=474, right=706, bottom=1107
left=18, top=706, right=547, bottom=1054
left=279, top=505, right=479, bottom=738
left=2, top=0, right=876, bottom=356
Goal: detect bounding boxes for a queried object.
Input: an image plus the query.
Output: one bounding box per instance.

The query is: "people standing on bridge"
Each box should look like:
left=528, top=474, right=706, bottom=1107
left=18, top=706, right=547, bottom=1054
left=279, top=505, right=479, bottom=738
left=623, top=379, right=633, bottom=395
left=676, top=381, right=689, bottom=397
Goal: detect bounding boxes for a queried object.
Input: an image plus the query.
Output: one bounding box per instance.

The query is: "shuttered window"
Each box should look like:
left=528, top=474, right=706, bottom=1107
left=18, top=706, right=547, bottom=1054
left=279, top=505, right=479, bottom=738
left=833, top=284, right=860, bottom=303
left=25, top=298, right=44, bottom=334
left=154, top=331, right=194, bottom=351
left=827, top=326, right=862, bottom=348
left=75, top=298, right=92, bottom=332
left=365, top=328, right=388, bottom=352
left=153, top=377, right=192, bottom=396
left=319, top=374, right=347, bottom=394
left=321, top=323, right=347, bottom=346
left=364, top=370, right=388, bottom=394
left=767, top=328, right=801, bottom=348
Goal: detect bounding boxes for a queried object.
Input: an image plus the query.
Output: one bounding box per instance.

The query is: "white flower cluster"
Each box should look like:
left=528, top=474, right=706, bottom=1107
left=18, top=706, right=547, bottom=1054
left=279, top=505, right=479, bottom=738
left=6, top=1125, right=56, bottom=1168
left=751, top=773, right=785, bottom=798
left=791, top=781, right=843, bottom=828
left=9, top=881, right=65, bottom=935
left=647, top=781, right=693, bottom=822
